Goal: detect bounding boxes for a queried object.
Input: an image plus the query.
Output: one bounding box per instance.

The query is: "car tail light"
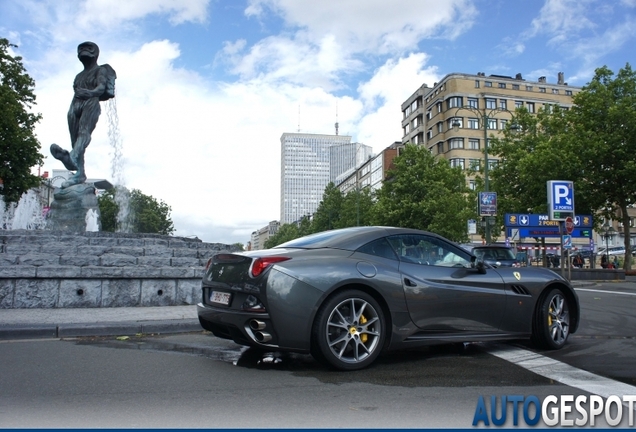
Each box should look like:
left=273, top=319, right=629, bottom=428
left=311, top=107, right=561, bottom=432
left=204, top=258, right=213, bottom=271
left=251, top=256, right=290, bottom=277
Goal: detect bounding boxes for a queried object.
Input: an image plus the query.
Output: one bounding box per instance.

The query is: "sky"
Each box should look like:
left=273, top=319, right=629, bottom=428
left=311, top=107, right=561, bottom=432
left=1, top=0, right=635, bottom=245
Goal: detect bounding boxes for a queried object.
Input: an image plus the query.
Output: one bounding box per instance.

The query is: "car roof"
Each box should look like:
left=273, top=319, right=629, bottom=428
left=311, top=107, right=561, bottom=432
left=275, top=226, right=449, bottom=251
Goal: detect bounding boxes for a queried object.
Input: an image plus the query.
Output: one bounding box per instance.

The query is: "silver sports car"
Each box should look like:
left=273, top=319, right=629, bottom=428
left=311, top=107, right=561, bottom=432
left=197, top=226, right=579, bottom=370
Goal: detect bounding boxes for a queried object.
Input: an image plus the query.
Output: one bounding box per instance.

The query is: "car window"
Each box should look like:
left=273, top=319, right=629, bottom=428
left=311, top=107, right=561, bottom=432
left=387, top=234, right=471, bottom=268
left=357, top=238, right=398, bottom=261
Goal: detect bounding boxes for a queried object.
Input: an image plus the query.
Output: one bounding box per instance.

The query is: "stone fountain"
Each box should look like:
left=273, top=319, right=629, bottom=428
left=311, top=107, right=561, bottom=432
left=0, top=42, right=240, bottom=309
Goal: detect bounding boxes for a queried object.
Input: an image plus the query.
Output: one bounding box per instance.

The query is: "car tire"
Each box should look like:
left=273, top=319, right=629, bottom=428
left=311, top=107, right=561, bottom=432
left=532, top=288, right=571, bottom=350
left=311, top=289, right=385, bottom=371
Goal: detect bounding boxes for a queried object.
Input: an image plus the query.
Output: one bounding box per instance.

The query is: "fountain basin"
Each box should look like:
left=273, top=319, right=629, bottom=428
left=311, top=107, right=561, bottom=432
left=0, top=230, right=239, bottom=308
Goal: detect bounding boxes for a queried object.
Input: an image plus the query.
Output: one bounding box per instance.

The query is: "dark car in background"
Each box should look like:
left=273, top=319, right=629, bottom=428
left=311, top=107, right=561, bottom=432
left=198, top=227, right=579, bottom=370
left=462, top=244, right=521, bottom=268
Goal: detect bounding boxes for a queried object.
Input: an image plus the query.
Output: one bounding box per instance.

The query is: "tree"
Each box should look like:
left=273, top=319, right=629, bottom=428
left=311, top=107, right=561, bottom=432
left=568, top=64, right=636, bottom=268
left=311, top=182, right=343, bottom=232
left=372, top=144, right=473, bottom=242
left=0, top=38, right=44, bottom=204
left=98, top=188, right=175, bottom=235
left=339, top=187, right=375, bottom=228
left=263, top=222, right=301, bottom=248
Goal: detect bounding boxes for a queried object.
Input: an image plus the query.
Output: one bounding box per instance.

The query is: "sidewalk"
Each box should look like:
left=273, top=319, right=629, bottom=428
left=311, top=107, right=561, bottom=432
left=0, top=305, right=200, bottom=340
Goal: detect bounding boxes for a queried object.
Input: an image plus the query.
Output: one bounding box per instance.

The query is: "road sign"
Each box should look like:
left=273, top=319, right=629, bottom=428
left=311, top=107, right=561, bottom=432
left=565, top=216, right=574, bottom=234
left=547, top=180, right=575, bottom=220
left=479, top=192, right=497, bottom=216
left=563, top=235, right=572, bottom=249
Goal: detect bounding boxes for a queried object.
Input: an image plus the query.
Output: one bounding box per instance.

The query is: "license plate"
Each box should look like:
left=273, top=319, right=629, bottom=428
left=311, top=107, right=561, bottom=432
left=210, top=291, right=231, bottom=306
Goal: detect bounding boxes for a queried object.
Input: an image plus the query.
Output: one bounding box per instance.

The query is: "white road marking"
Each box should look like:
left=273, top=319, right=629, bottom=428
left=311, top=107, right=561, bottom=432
left=489, top=344, right=636, bottom=403
left=576, top=288, right=636, bottom=296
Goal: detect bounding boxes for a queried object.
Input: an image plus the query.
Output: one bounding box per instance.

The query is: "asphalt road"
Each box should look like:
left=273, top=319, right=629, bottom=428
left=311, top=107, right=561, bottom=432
left=1, top=281, right=635, bottom=428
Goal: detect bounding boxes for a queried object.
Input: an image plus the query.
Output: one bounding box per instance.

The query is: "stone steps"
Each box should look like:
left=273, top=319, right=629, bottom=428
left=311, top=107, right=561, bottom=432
left=0, top=230, right=238, bottom=309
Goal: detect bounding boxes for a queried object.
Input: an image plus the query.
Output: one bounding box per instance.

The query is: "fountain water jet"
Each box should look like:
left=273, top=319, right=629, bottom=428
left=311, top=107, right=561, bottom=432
left=106, top=98, right=132, bottom=232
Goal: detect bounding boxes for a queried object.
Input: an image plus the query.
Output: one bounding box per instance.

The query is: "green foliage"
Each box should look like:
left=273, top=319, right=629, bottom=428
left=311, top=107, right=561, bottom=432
left=98, top=187, right=175, bottom=235
left=339, top=187, right=375, bottom=228
left=264, top=222, right=302, bottom=248
left=311, top=182, right=343, bottom=232
left=489, top=64, right=636, bottom=268
left=372, top=144, right=473, bottom=242
left=0, top=38, right=44, bottom=204
left=232, top=243, right=245, bottom=251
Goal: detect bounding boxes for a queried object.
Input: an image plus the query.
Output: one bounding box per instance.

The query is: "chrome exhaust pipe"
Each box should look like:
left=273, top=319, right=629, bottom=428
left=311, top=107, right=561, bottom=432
left=254, top=331, right=272, bottom=343
left=249, top=319, right=266, bottom=331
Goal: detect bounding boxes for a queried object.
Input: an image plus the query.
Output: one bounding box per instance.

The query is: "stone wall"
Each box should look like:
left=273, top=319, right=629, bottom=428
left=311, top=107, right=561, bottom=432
left=0, top=230, right=239, bottom=308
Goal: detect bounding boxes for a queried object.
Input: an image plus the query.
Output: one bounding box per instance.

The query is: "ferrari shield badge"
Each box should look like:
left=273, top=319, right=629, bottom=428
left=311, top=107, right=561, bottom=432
left=513, top=272, right=521, bottom=281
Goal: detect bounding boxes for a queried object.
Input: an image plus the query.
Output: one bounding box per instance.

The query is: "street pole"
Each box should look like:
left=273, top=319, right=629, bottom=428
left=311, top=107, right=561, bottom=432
left=453, top=106, right=516, bottom=245
left=483, top=113, right=491, bottom=244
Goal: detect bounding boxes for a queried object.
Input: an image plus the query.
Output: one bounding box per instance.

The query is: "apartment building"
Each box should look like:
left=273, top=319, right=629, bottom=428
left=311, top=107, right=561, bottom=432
left=402, top=73, right=579, bottom=177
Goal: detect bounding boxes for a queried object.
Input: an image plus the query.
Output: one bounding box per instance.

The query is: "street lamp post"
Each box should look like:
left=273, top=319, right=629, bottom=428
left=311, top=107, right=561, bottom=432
left=452, top=105, right=516, bottom=244
left=601, top=222, right=616, bottom=268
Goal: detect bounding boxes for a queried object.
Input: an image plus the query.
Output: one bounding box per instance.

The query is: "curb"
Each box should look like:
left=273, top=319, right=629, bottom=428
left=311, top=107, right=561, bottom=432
left=0, top=319, right=202, bottom=340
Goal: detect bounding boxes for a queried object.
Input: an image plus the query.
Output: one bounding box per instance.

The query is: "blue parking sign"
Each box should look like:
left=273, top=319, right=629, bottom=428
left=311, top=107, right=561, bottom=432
left=547, top=180, right=575, bottom=220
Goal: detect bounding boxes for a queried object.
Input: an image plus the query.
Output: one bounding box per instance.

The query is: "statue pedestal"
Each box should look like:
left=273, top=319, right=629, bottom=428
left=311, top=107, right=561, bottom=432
left=47, top=183, right=102, bottom=232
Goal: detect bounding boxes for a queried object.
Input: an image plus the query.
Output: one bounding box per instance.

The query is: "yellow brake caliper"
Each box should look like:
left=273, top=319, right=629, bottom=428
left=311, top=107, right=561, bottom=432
left=360, top=314, right=368, bottom=343
left=548, top=306, right=553, bottom=326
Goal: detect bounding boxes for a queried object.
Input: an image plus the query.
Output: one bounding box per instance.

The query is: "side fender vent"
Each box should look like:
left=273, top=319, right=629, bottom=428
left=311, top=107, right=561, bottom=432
left=509, top=284, right=531, bottom=296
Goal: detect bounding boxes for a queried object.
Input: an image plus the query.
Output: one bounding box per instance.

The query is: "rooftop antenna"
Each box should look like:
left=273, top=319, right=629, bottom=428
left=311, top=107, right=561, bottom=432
left=335, top=101, right=339, bottom=135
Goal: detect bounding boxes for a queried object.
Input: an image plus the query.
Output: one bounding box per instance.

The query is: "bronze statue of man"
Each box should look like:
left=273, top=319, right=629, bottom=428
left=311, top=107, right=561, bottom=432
left=51, top=42, right=116, bottom=188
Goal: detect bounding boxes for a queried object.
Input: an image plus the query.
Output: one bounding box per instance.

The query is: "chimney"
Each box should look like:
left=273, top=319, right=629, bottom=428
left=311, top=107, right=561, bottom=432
left=558, top=72, right=564, bottom=85
left=538, top=76, right=546, bottom=83
left=515, top=73, right=523, bottom=80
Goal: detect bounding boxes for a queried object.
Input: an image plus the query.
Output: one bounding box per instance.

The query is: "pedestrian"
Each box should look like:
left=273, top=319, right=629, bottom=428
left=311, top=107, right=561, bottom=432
left=601, top=254, right=608, bottom=269
left=573, top=254, right=583, bottom=268
left=613, top=256, right=620, bottom=269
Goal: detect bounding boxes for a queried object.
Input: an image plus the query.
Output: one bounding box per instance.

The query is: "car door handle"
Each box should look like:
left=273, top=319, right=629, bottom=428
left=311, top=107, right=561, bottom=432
left=404, top=278, right=417, bottom=287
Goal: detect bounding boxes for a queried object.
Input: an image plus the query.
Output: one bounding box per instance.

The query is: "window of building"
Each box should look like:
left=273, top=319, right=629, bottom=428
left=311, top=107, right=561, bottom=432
left=469, top=159, right=481, bottom=171
left=468, top=139, right=480, bottom=150
left=512, top=84, right=520, bottom=90
left=448, top=117, right=462, bottom=129
left=437, top=102, right=442, bottom=113
left=485, top=81, right=493, bottom=87
left=437, top=142, right=444, bottom=153
left=515, top=100, right=523, bottom=109
left=526, top=85, right=533, bottom=91
left=487, top=159, right=498, bottom=170
left=545, top=104, right=554, bottom=113
left=539, top=87, right=546, bottom=93
left=475, top=80, right=480, bottom=88
left=468, top=118, right=479, bottom=129
left=437, top=122, right=443, bottom=133
left=427, top=129, right=432, bottom=140
left=527, top=102, right=535, bottom=113
left=449, top=138, right=464, bottom=149
left=565, top=90, right=573, bottom=96
left=426, top=109, right=432, bottom=120
left=499, top=99, right=507, bottom=110
left=500, top=119, right=508, bottom=129
left=469, top=180, right=477, bottom=190
left=468, top=97, right=479, bottom=108
left=486, top=98, right=496, bottom=109
left=498, top=82, right=506, bottom=89
left=450, top=158, right=465, bottom=169
left=447, top=96, right=463, bottom=109
left=487, top=118, right=497, bottom=129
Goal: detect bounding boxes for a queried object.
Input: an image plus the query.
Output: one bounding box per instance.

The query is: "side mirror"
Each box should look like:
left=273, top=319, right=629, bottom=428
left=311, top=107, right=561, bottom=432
left=471, top=256, right=487, bottom=274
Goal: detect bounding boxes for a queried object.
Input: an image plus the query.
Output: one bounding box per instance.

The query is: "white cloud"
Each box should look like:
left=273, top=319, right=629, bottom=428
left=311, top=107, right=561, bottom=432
left=246, top=0, right=477, bottom=53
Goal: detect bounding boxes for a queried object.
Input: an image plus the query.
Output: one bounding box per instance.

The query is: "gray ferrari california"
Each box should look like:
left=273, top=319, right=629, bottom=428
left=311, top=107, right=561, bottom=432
left=197, top=226, right=579, bottom=370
